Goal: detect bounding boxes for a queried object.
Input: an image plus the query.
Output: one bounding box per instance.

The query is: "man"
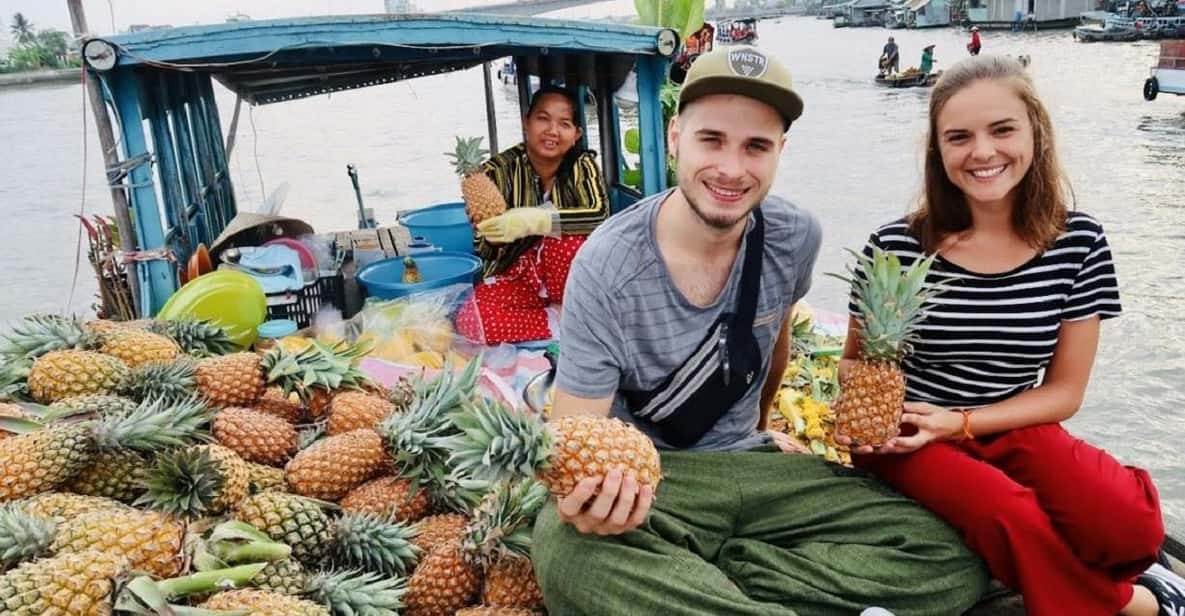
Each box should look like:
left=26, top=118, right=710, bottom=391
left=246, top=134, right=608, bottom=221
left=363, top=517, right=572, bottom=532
left=882, top=36, right=900, bottom=74
left=531, top=45, right=989, bottom=616
left=454, top=85, right=609, bottom=344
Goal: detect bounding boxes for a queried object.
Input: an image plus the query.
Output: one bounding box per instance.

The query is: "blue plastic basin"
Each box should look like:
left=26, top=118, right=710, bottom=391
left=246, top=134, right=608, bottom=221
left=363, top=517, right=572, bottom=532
left=398, top=202, right=475, bottom=254
left=356, top=251, right=483, bottom=299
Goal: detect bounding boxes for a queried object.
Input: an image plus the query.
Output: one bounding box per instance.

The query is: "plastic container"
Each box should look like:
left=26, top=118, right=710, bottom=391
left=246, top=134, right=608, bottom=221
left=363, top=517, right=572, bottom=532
left=157, top=270, right=268, bottom=348
left=255, top=319, right=299, bottom=352
left=398, top=202, right=475, bottom=254
left=356, top=251, right=482, bottom=300
left=266, top=272, right=345, bottom=328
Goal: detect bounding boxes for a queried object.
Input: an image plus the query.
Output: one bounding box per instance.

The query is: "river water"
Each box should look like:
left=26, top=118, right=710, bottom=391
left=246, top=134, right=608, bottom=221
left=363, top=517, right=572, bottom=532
left=0, top=15, right=1182, bottom=535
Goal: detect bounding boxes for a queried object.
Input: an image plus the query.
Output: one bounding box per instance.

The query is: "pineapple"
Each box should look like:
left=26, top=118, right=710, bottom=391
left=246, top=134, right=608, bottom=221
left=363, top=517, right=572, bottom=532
left=830, top=247, right=942, bottom=447
left=260, top=340, right=374, bottom=403
left=200, top=588, right=330, bottom=616
left=457, top=608, right=539, bottom=616
left=50, top=394, right=138, bottom=418
left=46, top=507, right=187, bottom=577
left=463, top=479, right=548, bottom=610
left=245, top=461, right=287, bottom=493
left=20, top=492, right=131, bottom=524
left=213, top=407, right=298, bottom=467
left=119, top=357, right=198, bottom=403
left=405, top=541, right=482, bottom=616
left=447, top=135, right=507, bottom=225
left=328, top=391, right=396, bottom=435
left=234, top=491, right=334, bottom=566
left=306, top=387, right=335, bottom=420
left=27, top=349, right=128, bottom=403
left=0, top=549, right=128, bottom=615
left=96, top=328, right=181, bottom=368
left=0, top=395, right=209, bottom=502
left=341, top=475, right=433, bottom=523
left=285, top=428, right=389, bottom=501
left=147, top=318, right=237, bottom=357
left=253, top=558, right=309, bottom=595
left=196, top=352, right=266, bottom=407
left=0, top=314, right=97, bottom=361
left=256, top=386, right=305, bottom=423
left=140, top=444, right=251, bottom=517
left=65, top=448, right=150, bottom=503
left=411, top=513, right=470, bottom=554
left=446, top=396, right=662, bottom=498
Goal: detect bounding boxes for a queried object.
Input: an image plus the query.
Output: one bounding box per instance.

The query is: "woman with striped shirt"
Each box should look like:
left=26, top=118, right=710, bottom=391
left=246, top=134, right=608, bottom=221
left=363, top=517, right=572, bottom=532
left=840, top=56, right=1185, bottom=615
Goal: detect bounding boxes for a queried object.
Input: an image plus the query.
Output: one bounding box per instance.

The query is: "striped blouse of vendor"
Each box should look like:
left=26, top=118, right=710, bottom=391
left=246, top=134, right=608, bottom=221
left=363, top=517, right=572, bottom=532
left=477, top=143, right=609, bottom=277
left=849, top=212, right=1122, bottom=409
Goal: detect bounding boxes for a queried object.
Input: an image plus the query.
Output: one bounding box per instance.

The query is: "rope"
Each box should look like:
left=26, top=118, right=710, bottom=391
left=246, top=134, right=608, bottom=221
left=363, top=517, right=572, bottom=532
left=249, top=104, right=266, bottom=202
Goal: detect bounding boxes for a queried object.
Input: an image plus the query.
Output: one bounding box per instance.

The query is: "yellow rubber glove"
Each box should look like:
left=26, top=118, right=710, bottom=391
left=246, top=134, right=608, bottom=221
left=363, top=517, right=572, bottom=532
left=476, top=207, right=554, bottom=244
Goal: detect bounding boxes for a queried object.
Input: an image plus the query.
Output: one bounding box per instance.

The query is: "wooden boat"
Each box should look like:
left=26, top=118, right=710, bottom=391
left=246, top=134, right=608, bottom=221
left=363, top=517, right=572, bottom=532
left=1145, top=39, right=1185, bottom=100
left=875, top=70, right=941, bottom=88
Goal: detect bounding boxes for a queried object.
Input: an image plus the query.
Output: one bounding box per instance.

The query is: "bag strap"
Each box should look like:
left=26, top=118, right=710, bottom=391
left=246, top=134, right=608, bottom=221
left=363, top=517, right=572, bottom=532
left=733, top=208, right=764, bottom=329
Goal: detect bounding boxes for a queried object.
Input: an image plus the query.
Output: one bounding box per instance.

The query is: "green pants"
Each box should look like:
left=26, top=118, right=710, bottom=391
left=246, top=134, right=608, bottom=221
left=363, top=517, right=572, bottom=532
left=532, top=450, right=988, bottom=616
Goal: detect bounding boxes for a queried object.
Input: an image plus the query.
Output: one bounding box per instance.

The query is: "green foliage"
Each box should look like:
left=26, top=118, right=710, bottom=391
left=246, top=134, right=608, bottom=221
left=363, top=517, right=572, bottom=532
left=634, top=0, right=707, bottom=38
left=3, top=21, right=73, bottom=71
left=9, top=13, right=34, bottom=44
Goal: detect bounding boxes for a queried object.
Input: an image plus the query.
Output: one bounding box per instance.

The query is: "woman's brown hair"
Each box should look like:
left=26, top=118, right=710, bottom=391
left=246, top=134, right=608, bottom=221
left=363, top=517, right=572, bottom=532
left=909, top=55, right=1071, bottom=252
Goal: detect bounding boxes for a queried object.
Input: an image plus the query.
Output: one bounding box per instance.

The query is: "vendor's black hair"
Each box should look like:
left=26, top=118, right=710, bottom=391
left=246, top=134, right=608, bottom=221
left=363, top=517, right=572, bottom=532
left=526, top=85, right=582, bottom=118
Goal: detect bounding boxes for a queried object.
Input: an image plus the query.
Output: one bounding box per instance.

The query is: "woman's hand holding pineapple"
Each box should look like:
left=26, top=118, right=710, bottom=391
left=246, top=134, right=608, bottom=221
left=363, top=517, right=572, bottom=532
left=557, top=469, right=655, bottom=536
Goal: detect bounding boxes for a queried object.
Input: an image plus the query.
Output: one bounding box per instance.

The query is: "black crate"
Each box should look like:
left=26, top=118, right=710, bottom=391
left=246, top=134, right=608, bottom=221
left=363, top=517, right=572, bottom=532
left=266, top=272, right=345, bottom=329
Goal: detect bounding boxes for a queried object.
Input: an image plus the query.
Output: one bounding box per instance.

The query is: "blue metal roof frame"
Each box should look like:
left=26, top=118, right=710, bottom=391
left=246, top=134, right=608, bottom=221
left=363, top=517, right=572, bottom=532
left=99, top=13, right=672, bottom=105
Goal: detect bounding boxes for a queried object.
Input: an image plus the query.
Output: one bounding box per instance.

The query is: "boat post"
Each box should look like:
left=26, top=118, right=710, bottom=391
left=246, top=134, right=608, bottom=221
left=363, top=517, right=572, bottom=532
left=66, top=0, right=142, bottom=316
left=482, top=62, right=499, bottom=153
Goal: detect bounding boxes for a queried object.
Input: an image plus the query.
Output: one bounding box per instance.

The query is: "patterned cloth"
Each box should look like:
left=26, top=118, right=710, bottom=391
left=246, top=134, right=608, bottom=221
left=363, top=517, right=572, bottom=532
left=456, top=235, right=586, bottom=344
left=476, top=143, right=608, bottom=278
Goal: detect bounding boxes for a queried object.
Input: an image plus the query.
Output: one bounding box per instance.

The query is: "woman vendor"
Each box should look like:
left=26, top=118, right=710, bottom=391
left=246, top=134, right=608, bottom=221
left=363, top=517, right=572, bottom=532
left=456, top=85, right=609, bottom=344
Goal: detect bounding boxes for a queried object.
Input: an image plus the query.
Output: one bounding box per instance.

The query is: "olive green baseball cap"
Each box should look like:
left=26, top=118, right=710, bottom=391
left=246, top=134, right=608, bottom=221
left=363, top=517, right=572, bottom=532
left=678, top=45, right=804, bottom=129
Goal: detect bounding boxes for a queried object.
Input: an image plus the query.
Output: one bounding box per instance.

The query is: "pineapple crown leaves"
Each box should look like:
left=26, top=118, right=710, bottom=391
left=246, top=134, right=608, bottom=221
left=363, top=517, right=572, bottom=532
left=296, top=421, right=327, bottom=451
left=461, top=477, right=549, bottom=565
left=137, top=446, right=226, bottom=519
left=0, top=313, right=97, bottom=361
left=380, top=355, right=484, bottom=489
left=444, top=135, right=490, bottom=177
left=306, top=568, right=408, bottom=616
left=0, top=357, right=32, bottom=401
left=261, top=340, right=374, bottom=400
left=0, top=503, right=56, bottom=570
left=826, top=247, right=947, bottom=360
left=443, top=395, right=552, bottom=484
left=119, top=358, right=199, bottom=404
left=333, top=512, right=421, bottom=577
left=115, top=563, right=268, bottom=614
left=148, top=319, right=238, bottom=358
left=430, top=468, right=494, bottom=514
left=92, top=394, right=213, bottom=453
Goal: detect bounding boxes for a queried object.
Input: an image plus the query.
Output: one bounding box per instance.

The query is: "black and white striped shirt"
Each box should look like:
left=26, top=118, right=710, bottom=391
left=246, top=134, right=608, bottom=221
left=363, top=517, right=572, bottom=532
left=849, top=213, right=1122, bottom=409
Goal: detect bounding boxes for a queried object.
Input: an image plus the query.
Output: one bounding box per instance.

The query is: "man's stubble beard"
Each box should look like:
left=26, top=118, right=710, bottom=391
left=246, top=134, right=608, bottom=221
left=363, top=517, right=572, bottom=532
left=682, top=181, right=766, bottom=231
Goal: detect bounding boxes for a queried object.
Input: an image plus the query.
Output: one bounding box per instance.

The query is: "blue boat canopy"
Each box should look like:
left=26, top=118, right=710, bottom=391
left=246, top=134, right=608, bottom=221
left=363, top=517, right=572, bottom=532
left=97, top=13, right=677, bottom=105
left=84, top=13, right=676, bottom=315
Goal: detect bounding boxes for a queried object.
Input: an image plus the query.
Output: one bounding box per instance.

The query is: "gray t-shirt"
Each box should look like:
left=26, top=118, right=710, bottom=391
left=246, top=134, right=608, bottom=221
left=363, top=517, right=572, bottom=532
left=557, top=190, right=823, bottom=451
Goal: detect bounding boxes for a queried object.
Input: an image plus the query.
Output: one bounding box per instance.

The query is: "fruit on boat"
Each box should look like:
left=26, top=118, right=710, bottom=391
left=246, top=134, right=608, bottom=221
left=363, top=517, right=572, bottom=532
left=446, top=396, right=663, bottom=497
left=27, top=350, right=128, bottom=403
left=828, top=247, right=942, bottom=447
left=284, top=428, right=389, bottom=501
left=402, top=256, right=422, bottom=284
left=212, top=407, right=298, bottom=467
left=447, top=135, right=507, bottom=225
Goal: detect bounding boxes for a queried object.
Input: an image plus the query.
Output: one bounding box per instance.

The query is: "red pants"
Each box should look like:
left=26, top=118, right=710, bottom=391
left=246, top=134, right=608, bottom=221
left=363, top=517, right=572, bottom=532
left=855, top=423, right=1163, bottom=616
left=455, top=235, right=585, bottom=344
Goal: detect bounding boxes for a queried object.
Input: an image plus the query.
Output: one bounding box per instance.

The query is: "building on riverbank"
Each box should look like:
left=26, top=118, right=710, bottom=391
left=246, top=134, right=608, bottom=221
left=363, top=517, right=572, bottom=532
left=965, top=0, right=1094, bottom=28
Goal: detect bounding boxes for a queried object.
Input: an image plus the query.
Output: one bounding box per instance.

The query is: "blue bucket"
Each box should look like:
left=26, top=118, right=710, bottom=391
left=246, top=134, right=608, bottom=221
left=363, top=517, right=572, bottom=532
left=356, top=251, right=483, bottom=300
left=398, top=202, right=474, bottom=254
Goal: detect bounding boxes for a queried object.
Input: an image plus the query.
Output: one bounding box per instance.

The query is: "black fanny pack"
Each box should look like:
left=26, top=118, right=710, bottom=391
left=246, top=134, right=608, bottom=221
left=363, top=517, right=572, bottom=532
left=622, top=209, right=765, bottom=448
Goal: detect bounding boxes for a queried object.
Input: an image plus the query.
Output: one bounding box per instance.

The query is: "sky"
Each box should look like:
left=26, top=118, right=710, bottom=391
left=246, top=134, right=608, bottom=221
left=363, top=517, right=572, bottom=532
left=0, top=0, right=638, bottom=36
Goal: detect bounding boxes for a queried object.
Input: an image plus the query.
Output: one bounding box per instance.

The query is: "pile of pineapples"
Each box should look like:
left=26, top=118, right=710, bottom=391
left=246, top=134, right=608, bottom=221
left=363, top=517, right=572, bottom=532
left=768, top=311, right=851, bottom=465
left=0, top=313, right=596, bottom=616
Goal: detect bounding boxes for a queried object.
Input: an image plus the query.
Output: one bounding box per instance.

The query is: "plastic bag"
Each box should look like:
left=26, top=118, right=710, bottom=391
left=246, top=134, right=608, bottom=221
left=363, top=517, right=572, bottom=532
left=348, top=283, right=481, bottom=369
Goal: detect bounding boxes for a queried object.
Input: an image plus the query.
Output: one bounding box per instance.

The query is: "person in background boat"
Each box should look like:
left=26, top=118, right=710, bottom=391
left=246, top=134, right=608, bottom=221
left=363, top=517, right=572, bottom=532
left=839, top=55, right=1185, bottom=616
left=920, top=44, right=936, bottom=75
left=455, top=85, right=609, bottom=345
left=531, top=44, right=989, bottom=616
left=967, top=26, right=982, bottom=55
left=881, top=36, right=900, bottom=75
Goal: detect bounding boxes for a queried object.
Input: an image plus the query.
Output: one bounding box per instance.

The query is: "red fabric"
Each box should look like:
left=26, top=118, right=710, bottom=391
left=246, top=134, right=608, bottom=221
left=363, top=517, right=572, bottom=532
left=455, top=235, right=586, bottom=344
left=855, top=423, right=1162, bottom=616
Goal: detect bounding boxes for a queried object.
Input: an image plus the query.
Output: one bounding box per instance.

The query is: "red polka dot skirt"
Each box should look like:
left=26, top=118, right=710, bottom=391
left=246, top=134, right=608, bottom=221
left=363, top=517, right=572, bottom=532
left=456, top=235, right=586, bottom=344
